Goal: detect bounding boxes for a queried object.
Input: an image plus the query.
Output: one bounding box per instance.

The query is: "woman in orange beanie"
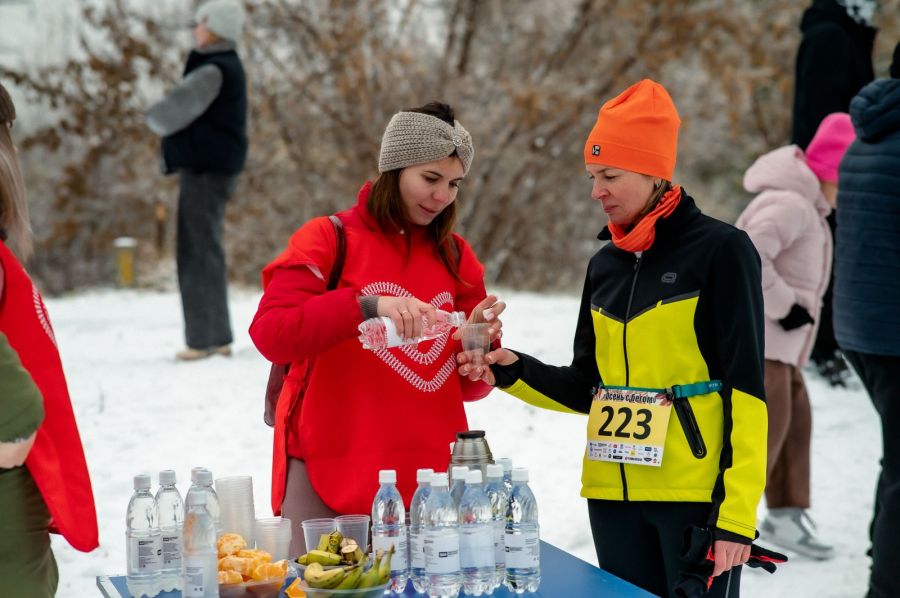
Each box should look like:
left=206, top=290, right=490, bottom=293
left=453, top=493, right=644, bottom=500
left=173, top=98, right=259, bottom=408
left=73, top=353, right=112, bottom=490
left=458, top=80, right=775, bottom=596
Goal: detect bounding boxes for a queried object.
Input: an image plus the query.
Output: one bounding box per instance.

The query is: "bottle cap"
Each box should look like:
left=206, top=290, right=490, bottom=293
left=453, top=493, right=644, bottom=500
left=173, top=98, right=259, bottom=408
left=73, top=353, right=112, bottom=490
left=416, top=468, right=435, bottom=483
left=159, top=470, right=177, bottom=486
left=456, top=430, right=485, bottom=440
left=431, top=472, right=449, bottom=488
left=465, top=469, right=483, bottom=484
left=379, top=469, right=397, bottom=484
left=451, top=466, right=469, bottom=479
left=496, top=458, right=513, bottom=474
left=196, top=469, right=213, bottom=486
left=486, top=464, right=504, bottom=479
left=191, top=467, right=206, bottom=483
left=133, top=474, right=151, bottom=490
left=511, top=467, right=529, bottom=483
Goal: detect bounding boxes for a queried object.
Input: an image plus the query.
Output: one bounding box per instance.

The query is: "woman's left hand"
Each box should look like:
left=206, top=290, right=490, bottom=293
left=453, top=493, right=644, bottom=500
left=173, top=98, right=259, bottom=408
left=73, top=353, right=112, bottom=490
left=452, top=294, right=506, bottom=343
left=0, top=431, right=37, bottom=469
left=712, top=540, right=750, bottom=577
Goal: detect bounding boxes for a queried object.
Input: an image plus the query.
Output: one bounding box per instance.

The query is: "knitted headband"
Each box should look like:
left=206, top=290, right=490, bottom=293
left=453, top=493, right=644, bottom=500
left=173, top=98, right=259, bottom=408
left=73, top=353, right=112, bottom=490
left=378, top=111, right=474, bottom=175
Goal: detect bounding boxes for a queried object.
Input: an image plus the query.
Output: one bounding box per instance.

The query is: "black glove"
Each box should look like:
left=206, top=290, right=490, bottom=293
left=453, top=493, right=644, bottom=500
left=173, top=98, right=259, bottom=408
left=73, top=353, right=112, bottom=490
left=779, top=304, right=814, bottom=331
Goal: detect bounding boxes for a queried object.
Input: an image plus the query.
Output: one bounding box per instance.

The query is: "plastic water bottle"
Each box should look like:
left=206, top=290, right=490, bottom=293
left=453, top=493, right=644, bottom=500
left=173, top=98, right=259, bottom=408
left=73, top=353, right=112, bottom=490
left=187, top=469, right=221, bottom=535
left=358, top=309, right=466, bottom=350
left=372, top=469, right=409, bottom=593
left=156, top=470, right=184, bottom=591
left=450, top=466, right=469, bottom=508
left=484, top=464, right=508, bottom=592
left=409, top=468, right=435, bottom=594
left=423, top=472, right=461, bottom=598
left=126, top=474, right=162, bottom=588
left=459, top=469, right=495, bottom=596
left=183, top=467, right=206, bottom=517
left=505, top=468, right=540, bottom=593
left=183, top=491, right=219, bottom=598
left=495, top=458, right=513, bottom=495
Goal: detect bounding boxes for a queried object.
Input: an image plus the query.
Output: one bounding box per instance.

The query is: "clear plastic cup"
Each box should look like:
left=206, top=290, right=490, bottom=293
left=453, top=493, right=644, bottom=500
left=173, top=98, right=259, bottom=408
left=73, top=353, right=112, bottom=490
left=335, top=514, right=370, bottom=552
left=461, top=323, right=491, bottom=366
left=215, top=476, right=256, bottom=547
left=301, top=517, right=336, bottom=555
left=255, top=517, right=292, bottom=561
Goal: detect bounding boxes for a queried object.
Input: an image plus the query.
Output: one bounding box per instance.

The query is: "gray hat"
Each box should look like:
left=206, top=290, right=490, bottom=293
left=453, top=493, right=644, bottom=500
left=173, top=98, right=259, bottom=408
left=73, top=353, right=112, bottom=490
left=378, top=111, right=475, bottom=175
left=196, top=0, right=244, bottom=43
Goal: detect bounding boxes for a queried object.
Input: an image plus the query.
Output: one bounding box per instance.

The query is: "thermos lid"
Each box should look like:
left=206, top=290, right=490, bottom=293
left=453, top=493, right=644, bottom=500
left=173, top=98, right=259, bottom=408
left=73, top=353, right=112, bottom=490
left=457, top=430, right=486, bottom=439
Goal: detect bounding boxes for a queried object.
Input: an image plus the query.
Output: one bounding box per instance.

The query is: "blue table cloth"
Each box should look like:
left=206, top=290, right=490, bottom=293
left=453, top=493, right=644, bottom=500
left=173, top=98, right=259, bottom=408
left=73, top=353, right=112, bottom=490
left=97, top=540, right=655, bottom=598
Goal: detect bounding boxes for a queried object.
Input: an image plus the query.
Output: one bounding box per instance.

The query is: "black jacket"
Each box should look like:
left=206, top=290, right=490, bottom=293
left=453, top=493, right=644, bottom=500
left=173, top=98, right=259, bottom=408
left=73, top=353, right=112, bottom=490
left=791, top=0, right=876, bottom=149
left=162, top=49, right=248, bottom=175
left=494, top=192, right=766, bottom=542
left=834, top=78, right=900, bottom=357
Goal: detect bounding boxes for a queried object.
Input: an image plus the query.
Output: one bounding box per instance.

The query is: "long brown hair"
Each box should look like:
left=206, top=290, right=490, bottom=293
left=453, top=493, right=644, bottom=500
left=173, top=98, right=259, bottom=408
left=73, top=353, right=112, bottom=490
left=367, top=102, right=463, bottom=282
left=0, top=122, right=32, bottom=260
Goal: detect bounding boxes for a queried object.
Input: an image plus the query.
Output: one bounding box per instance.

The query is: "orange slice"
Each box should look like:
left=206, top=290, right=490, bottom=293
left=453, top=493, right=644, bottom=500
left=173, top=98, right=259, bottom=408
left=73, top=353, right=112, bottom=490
left=284, top=578, right=307, bottom=598
left=251, top=561, right=288, bottom=582
left=217, top=533, right=247, bottom=558
left=218, top=570, right=243, bottom=585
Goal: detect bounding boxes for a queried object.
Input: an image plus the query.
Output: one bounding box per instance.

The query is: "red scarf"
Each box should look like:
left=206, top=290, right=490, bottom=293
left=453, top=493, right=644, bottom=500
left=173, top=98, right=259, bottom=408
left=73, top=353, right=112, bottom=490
left=608, top=185, right=682, bottom=252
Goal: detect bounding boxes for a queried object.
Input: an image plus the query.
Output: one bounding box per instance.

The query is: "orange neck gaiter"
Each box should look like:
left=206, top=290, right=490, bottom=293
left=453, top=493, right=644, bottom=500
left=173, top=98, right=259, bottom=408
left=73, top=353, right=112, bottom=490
left=608, top=185, right=682, bottom=252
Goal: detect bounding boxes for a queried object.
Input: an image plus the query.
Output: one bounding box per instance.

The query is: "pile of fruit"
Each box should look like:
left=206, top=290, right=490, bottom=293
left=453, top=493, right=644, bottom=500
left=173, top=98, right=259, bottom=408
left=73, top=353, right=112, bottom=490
left=291, top=530, right=395, bottom=591
left=216, top=533, right=289, bottom=585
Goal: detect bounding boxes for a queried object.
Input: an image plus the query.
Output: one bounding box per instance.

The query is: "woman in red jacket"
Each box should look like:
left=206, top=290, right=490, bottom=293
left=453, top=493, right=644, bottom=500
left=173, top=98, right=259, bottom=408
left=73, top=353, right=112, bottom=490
left=250, top=102, right=499, bottom=554
left=0, top=82, right=98, bottom=596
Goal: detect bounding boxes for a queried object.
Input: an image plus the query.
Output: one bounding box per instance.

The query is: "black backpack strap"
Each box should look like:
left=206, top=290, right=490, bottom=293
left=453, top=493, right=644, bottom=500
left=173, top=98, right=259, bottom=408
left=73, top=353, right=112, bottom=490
left=327, top=214, right=346, bottom=291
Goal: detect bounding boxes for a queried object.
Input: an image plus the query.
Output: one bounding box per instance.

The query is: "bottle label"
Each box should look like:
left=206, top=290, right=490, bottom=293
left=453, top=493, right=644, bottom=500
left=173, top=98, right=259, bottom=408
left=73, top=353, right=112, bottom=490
left=372, top=531, right=408, bottom=570
left=493, top=521, right=505, bottom=565
left=505, top=528, right=540, bottom=568
left=129, top=535, right=162, bottom=573
left=425, top=529, right=460, bottom=575
left=459, top=525, right=493, bottom=569
left=161, top=533, right=182, bottom=567
left=409, top=530, right=426, bottom=569
left=183, top=554, right=214, bottom=598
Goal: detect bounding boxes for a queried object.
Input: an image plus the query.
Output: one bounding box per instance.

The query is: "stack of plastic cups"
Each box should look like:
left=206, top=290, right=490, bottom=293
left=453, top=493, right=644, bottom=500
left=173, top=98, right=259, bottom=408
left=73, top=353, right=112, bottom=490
left=215, top=476, right=256, bottom=547
left=255, top=517, right=293, bottom=561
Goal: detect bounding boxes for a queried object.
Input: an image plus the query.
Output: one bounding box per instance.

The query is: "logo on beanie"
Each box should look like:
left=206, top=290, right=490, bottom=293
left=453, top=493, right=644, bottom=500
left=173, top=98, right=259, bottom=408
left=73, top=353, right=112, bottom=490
left=592, top=145, right=601, bottom=156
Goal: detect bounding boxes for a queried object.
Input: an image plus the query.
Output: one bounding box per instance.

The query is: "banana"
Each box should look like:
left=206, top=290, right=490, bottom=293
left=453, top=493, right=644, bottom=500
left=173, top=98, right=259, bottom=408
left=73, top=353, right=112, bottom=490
left=316, top=533, right=331, bottom=552
left=356, top=550, right=383, bottom=589
left=340, top=544, right=365, bottom=564
left=378, top=544, right=396, bottom=585
left=303, top=562, right=346, bottom=589
left=296, top=553, right=309, bottom=566
left=326, top=530, right=344, bottom=555
left=334, top=563, right=364, bottom=590
left=306, top=549, right=343, bottom=566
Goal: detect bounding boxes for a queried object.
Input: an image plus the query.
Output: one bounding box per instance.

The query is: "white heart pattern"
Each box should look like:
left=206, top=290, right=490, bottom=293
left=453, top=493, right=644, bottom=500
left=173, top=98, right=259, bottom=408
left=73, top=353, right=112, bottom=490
left=360, top=281, right=458, bottom=393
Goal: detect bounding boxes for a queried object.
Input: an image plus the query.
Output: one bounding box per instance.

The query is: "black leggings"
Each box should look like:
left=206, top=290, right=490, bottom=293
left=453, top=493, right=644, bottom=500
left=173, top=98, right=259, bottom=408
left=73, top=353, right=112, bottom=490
left=587, top=500, right=741, bottom=598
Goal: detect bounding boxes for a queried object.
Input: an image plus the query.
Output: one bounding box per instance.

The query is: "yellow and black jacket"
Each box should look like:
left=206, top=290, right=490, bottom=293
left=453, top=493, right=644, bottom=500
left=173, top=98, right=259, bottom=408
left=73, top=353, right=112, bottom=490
left=494, top=192, right=767, bottom=543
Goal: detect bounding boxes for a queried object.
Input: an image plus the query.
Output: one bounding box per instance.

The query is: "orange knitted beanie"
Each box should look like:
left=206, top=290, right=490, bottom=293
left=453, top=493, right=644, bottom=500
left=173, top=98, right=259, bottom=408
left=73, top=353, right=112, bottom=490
left=583, top=79, right=681, bottom=181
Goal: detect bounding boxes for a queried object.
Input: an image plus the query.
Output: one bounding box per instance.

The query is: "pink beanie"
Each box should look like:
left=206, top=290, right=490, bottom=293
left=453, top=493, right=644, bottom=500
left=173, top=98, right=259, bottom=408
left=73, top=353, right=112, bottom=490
left=805, top=112, right=855, bottom=183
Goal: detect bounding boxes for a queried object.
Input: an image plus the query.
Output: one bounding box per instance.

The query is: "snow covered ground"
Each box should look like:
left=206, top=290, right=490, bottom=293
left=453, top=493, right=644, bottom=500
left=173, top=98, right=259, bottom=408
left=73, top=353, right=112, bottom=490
left=45, top=287, right=878, bottom=597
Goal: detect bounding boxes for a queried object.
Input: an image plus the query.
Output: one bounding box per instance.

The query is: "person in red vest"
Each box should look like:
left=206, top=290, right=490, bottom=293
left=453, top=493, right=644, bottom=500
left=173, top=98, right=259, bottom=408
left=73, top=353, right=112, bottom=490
left=0, top=82, right=99, bottom=596
left=250, top=102, right=501, bottom=555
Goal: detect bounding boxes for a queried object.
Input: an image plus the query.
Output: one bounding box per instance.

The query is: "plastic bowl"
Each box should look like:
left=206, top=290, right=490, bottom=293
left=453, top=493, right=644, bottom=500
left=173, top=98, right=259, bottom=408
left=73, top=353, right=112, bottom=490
left=219, top=577, right=286, bottom=598
left=298, top=580, right=391, bottom=597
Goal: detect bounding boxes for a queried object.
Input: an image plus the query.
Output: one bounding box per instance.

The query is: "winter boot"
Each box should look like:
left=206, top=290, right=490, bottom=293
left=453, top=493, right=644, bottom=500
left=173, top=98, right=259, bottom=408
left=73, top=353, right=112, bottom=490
left=760, top=507, right=834, bottom=560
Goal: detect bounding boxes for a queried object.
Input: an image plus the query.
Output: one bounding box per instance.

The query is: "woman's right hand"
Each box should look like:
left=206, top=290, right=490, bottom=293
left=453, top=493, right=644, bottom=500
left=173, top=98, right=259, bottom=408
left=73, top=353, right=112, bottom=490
left=376, top=296, right=438, bottom=340
left=0, top=431, right=36, bottom=469
left=458, top=347, right=519, bottom=385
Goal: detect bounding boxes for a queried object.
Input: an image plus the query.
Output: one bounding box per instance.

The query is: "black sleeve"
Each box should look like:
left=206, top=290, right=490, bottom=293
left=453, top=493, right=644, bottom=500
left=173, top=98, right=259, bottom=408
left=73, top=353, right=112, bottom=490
left=490, top=267, right=599, bottom=414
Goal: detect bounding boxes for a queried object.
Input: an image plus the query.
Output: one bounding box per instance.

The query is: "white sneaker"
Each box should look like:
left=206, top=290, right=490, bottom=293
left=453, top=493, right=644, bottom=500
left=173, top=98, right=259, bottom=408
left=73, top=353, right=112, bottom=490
left=760, top=508, right=834, bottom=560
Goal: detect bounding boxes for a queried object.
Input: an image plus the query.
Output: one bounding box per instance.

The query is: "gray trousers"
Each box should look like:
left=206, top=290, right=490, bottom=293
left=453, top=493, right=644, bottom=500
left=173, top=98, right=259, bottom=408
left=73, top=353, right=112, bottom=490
left=177, top=170, right=237, bottom=349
